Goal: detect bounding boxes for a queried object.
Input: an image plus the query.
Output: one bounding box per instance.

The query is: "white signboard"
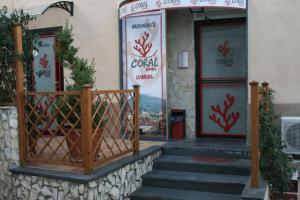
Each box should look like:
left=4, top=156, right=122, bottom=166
left=177, top=51, right=189, bottom=68
left=120, top=0, right=247, bottom=18
left=122, top=11, right=167, bottom=137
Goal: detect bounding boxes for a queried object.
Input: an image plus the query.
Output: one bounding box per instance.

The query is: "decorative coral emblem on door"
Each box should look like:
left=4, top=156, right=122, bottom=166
left=209, top=94, right=240, bottom=132
left=218, top=40, right=233, bottom=58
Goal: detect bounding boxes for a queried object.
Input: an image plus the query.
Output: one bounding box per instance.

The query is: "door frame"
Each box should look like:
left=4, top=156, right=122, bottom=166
left=31, top=26, right=63, bottom=91
left=194, top=17, right=247, bottom=138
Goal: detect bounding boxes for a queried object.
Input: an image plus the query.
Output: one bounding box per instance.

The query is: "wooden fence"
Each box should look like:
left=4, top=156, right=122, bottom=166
left=12, top=24, right=140, bottom=174
left=249, top=80, right=270, bottom=188
left=22, top=86, right=140, bottom=174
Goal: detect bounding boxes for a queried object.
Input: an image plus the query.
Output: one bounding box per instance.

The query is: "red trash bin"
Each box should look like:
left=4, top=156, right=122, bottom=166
left=171, top=109, right=186, bottom=139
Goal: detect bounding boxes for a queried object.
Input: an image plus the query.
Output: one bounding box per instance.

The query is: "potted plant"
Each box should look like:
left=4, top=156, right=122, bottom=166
left=55, top=23, right=106, bottom=161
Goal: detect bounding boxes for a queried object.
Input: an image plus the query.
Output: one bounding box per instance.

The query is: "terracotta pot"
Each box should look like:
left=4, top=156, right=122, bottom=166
left=65, top=128, right=102, bottom=161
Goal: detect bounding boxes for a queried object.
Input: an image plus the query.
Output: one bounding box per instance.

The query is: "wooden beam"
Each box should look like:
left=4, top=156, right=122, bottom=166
left=81, top=85, right=93, bottom=174
left=13, top=24, right=27, bottom=166
left=250, top=80, right=260, bottom=188
left=133, top=85, right=140, bottom=153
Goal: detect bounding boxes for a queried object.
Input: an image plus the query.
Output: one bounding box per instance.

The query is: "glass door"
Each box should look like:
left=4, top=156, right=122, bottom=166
left=199, top=22, right=247, bottom=137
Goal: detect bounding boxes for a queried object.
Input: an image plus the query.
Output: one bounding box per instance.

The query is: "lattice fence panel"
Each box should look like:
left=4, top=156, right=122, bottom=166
left=92, top=90, right=135, bottom=165
left=24, top=91, right=83, bottom=166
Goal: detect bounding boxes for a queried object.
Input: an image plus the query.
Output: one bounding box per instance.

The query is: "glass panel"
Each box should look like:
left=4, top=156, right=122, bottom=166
left=33, top=35, right=56, bottom=92
left=201, top=84, right=247, bottom=135
left=201, top=24, right=247, bottom=79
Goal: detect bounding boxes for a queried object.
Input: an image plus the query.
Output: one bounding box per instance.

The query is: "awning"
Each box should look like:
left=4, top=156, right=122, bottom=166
left=20, top=0, right=74, bottom=16
left=120, top=0, right=247, bottom=19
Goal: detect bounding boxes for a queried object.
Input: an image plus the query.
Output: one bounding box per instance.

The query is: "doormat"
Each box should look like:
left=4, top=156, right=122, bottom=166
left=192, top=156, right=240, bottom=164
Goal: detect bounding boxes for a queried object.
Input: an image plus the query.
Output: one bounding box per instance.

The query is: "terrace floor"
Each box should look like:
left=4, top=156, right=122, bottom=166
left=29, top=139, right=165, bottom=173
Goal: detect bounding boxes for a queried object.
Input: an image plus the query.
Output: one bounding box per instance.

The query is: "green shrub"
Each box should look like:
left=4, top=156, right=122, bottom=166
left=55, top=23, right=105, bottom=128
left=0, top=8, right=36, bottom=102
left=259, top=86, right=292, bottom=197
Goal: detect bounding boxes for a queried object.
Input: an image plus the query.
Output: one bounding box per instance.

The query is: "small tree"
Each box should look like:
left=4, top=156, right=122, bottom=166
left=55, top=22, right=96, bottom=91
left=259, top=85, right=292, bottom=199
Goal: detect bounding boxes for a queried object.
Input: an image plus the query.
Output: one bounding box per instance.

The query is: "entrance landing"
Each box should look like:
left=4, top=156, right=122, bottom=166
left=165, top=138, right=249, bottom=152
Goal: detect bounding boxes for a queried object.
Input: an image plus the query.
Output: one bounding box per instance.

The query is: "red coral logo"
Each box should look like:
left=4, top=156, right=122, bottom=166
left=156, top=0, right=162, bottom=7
left=217, top=40, right=233, bottom=58
left=39, top=54, right=49, bottom=68
left=191, top=0, right=198, bottom=5
left=131, top=4, right=135, bottom=12
left=133, top=31, right=153, bottom=58
left=209, top=94, right=240, bottom=132
left=225, top=0, right=231, bottom=6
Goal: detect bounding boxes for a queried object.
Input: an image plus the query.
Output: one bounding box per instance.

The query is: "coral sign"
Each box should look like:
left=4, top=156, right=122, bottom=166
left=120, top=0, right=247, bottom=18
left=122, top=11, right=167, bottom=137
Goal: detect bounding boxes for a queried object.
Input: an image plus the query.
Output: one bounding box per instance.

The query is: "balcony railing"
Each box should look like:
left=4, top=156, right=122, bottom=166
left=21, top=86, right=140, bottom=174
left=10, top=24, right=140, bottom=174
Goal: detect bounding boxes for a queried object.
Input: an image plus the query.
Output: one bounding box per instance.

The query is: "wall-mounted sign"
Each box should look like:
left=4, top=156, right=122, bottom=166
left=177, top=51, right=189, bottom=68
left=33, top=35, right=56, bottom=92
left=119, top=0, right=247, bottom=19
left=122, top=11, right=167, bottom=137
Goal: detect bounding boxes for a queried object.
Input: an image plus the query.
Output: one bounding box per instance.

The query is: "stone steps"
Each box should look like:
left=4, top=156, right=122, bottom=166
left=130, top=146, right=250, bottom=200
left=154, top=154, right=250, bottom=176
left=131, top=186, right=241, bottom=200
left=142, top=169, right=248, bottom=195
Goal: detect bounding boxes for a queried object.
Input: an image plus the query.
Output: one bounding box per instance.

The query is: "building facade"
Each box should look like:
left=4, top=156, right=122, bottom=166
left=2, top=0, right=300, bottom=141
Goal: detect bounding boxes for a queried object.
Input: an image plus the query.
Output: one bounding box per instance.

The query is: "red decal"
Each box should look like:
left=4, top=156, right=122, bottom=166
left=156, top=0, right=162, bottom=7
left=191, top=0, right=198, bottom=5
left=225, top=0, right=231, bottom=6
left=218, top=40, right=233, bottom=57
left=209, top=94, right=240, bottom=132
left=133, top=31, right=153, bottom=58
left=39, top=54, right=49, bottom=68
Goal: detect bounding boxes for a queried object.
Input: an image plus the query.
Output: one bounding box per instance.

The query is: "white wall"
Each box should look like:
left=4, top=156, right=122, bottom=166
left=6, top=0, right=123, bottom=90
left=248, top=0, right=300, bottom=104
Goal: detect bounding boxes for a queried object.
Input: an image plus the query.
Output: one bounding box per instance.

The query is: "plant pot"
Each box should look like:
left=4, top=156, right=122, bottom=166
left=65, top=128, right=102, bottom=161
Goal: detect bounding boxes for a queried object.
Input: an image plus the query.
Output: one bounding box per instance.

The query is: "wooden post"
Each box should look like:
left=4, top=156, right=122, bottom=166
left=262, top=82, right=269, bottom=112
left=250, top=81, right=260, bottom=188
left=81, top=85, right=93, bottom=174
left=133, top=85, right=140, bottom=153
left=14, top=24, right=26, bottom=166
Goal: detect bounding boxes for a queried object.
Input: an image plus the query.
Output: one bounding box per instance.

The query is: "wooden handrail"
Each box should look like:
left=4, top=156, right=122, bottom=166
left=14, top=24, right=27, bottom=166
left=250, top=80, right=260, bottom=188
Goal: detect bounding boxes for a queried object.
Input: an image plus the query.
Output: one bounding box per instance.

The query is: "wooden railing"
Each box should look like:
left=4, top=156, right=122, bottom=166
left=21, top=86, right=140, bottom=174
left=12, top=24, right=140, bottom=174
left=249, top=80, right=270, bottom=188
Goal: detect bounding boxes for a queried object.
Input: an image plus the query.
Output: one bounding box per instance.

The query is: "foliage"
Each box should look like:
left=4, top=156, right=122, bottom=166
left=0, top=8, right=36, bottom=103
left=259, top=86, right=292, bottom=198
left=55, top=22, right=96, bottom=91
left=55, top=23, right=104, bottom=128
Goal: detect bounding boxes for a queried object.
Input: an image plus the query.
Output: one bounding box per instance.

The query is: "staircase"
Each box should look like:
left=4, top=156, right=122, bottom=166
left=130, top=147, right=250, bottom=200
